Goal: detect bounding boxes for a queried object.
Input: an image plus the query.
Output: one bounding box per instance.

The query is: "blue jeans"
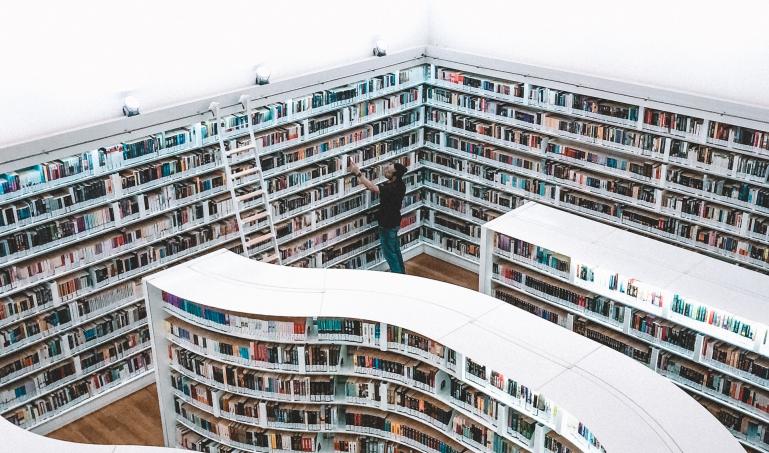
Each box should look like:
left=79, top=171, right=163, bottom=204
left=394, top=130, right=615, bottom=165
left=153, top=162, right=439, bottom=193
left=379, top=227, right=405, bottom=274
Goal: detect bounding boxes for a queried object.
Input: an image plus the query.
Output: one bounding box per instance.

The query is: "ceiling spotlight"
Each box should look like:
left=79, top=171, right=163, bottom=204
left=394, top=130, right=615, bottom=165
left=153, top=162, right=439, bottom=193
left=373, top=39, right=388, bottom=57
left=208, top=101, right=221, bottom=119
left=239, top=94, right=250, bottom=110
left=255, top=65, right=271, bottom=85
left=122, top=96, right=140, bottom=117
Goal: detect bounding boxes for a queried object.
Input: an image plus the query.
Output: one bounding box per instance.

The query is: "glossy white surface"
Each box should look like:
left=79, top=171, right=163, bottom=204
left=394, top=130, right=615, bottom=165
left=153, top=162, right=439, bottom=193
left=485, top=202, right=769, bottom=328
left=143, top=249, right=742, bottom=453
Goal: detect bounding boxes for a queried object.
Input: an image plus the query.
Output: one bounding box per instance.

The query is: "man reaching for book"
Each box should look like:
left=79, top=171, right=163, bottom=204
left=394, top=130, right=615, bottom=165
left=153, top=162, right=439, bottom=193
left=347, top=157, right=407, bottom=274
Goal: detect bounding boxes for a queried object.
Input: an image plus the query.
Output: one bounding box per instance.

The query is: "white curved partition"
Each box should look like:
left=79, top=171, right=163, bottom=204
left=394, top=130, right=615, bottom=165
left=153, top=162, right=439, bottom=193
left=140, top=249, right=741, bottom=453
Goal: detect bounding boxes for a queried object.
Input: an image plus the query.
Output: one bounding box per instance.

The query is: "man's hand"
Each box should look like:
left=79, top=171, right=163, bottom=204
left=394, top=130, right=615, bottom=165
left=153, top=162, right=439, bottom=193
left=347, top=157, right=361, bottom=176
left=347, top=156, right=378, bottom=194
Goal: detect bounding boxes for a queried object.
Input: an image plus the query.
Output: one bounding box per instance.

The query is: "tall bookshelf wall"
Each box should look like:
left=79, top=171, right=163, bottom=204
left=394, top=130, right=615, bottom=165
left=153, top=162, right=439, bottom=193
left=479, top=203, right=769, bottom=453
left=0, top=64, right=429, bottom=433
left=419, top=65, right=769, bottom=272
left=3, top=50, right=769, bottom=434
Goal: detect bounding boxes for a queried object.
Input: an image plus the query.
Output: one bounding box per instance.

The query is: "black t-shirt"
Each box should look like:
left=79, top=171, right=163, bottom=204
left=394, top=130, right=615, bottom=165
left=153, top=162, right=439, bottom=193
left=377, top=180, right=406, bottom=228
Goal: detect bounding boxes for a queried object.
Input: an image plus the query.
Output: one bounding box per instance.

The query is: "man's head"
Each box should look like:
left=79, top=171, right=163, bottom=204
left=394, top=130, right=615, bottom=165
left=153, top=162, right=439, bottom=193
left=384, top=162, right=408, bottom=181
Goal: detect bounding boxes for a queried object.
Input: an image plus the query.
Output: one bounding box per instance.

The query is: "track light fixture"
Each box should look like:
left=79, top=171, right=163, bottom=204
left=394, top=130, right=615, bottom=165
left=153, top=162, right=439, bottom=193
left=122, top=96, right=140, bottom=117
left=373, top=39, right=388, bottom=57
left=208, top=101, right=220, bottom=119
left=239, top=94, right=250, bottom=110
left=255, top=65, right=271, bottom=85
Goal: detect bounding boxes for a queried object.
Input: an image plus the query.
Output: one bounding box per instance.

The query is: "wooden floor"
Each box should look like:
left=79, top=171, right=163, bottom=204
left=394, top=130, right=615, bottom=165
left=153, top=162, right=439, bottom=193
left=46, top=254, right=477, bottom=445
left=47, top=383, right=164, bottom=445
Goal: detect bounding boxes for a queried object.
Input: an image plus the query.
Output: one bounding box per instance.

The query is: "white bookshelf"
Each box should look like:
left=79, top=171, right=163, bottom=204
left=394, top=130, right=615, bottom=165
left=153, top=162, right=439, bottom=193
left=3, top=46, right=769, bottom=434
left=0, top=59, right=427, bottom=433
left=143, top=249, right=740, bottom=453
left=479, top=202, right=769, bottom=452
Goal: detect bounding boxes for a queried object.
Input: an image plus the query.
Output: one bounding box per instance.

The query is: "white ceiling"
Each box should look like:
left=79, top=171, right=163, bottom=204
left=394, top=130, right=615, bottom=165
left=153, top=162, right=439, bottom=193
left=1, top=0, right=767, bottom=149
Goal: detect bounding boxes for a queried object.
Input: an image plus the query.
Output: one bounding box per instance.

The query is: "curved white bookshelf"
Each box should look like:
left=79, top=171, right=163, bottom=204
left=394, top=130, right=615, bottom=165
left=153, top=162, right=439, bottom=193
left=479, top=202, right=769, bottom=452
left=142, top=249, right=741, bottom=453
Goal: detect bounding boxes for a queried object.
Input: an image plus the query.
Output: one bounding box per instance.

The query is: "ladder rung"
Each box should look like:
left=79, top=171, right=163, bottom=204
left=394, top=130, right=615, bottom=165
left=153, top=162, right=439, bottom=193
left=237, top=190, right=263, bottom=202
left=262, top=253, right=279, bottom=263
left=226, top=144, right=254, bottom=156
left=245, top=233, right=273, bottom=248
left=232, top=167, right=259, bottom=178
left=242, top=210, right=268, bottom=224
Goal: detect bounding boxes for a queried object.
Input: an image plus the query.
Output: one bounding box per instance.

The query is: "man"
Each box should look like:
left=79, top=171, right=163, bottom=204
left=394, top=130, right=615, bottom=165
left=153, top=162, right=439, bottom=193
left=347, top=157, right=407, bottom=274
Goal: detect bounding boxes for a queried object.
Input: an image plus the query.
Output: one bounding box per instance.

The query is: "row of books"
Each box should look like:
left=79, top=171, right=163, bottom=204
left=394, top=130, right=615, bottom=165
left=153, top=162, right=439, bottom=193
left=162, top=291, right=307, bottom=339
left=546, top=143, right=660, bottom=181
left=353, top=350, right=437, bottom=390
left=659, top=352, right=769, bottom=417
left=542, top=114, right=666, bottom=154
left=426, top=87, right=540, bottom=125
left=170, top=321, right=300, bottom=367
left=493, top=261, right=617, bottom=322
left=695, top=397, right=769, bottom=448
left=631, top=312, right=698, bottom=351
left=0, top=305, right=72, bottom=351
left=668, top=170, right=769, bottom=212
left=345, top=410, right=460, bottom=453
left=436, top=69, right=524, bottom=99
left=702, top=338, right=769, bottom=381
left=386, top=326, right=446, bottom=361
left=451, top=413, right=491, bottom=446
left=531, top=87, right=639, bottom=122
left=545, top=161, right=657, bottom=204
left=424, top=190, right=499, bottom=224
left=643, top=108, right=703, bottom=135
left=494, top=288, right=563, bottom=327
left=711, top=122, right=769, bottom=152
left=663, top=195, right=744, bottom=229
left=3, top=353, right=152, bottom=429
left=574, top=319, right=651, bottom=364
left=421, top=228, right=481, bottom=261
left=171, top=346, right=335, bottom=399
left=494, top=235, right=570, bottom=274
left=450, top=379, right=498, bottom=420
left=119, top=149, right=219, bottom=191
left=0, top=286, right=53, bottom=325
left=177, top=402, right=318, bottom=451
left=669, top=141, right=734, bottom=171
left=507, top=410, right=536, bottom=441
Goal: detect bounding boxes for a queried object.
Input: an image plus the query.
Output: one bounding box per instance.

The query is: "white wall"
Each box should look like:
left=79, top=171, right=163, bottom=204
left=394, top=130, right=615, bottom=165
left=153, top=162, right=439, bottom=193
left=427, top=0, right=769, bottom=110
left=2, top=0, right=768, bottom=149
left=0, top=0, right=429, bottom=147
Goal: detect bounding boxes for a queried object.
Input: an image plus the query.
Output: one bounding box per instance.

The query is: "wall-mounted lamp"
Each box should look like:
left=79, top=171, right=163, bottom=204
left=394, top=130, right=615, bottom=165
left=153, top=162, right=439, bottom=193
left=122, top=96, right=140, bottom=117
left=208, top=101, right=221, bottom=119
left=373, top=39, right=388, bottom=57
left=255, top=65, right=271, bottom=85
